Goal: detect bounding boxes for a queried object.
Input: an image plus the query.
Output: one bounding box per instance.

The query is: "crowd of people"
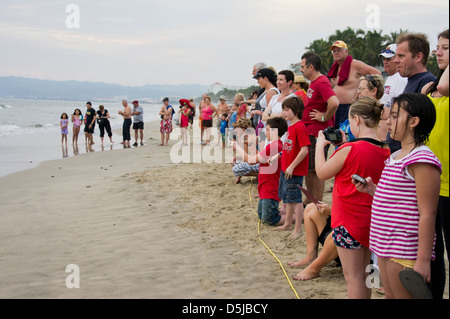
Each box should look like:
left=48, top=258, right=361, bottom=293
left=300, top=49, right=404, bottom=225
left=58, top=29, right=449, bottom=300
left=173, top=30, right=447, bottom=300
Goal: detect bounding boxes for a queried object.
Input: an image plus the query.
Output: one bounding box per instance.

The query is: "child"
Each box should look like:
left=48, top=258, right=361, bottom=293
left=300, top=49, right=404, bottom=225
left=276, top=96, right=311, bottom=239
left=60, top=113, right=69, bottom=145
left=316, top=96, right=391, bottom=299
left=179, top=99, right=192, bottom=146
left=71, top=109, right=83, bottom=145
left=233, top=117, right=288, bottom=225
left=228, top=102, right=238, bottom=143
left=219, top=113, right=228, bottom=149
left=354, top=93, right=441, bottom=299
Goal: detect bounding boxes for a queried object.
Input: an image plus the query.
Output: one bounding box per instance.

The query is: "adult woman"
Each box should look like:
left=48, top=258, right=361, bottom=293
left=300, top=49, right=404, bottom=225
left=315, top=97, right=390, bottom=299
left=251, top=68, right=279, bottom=138
left=97, top=105, right=114, bottom=145
left=355, top=74, right=386, bottom=141
left=422, top=29, right=449, bottom=299
left=262, top=70, right=296, bottom=141
left=71, top=108, right=83, bottom=145
left=201, top=96, right=217, bottom=146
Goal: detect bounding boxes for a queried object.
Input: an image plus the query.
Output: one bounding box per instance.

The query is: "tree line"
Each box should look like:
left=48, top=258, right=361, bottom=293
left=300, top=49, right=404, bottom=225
left=206, top=27, right=440, bottom=103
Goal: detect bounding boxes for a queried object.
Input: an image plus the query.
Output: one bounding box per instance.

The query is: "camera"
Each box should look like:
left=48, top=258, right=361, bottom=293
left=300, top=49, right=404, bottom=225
left=323, top=126, right=343, bottom=144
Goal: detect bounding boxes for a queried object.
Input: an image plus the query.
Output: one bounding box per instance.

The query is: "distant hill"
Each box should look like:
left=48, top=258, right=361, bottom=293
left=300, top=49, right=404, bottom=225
left=0, top=76, right=209, bottom=101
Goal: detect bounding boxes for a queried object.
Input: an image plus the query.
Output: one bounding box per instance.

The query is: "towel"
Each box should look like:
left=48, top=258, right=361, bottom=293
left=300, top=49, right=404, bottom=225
left=327, top=55, right=353, bottom=86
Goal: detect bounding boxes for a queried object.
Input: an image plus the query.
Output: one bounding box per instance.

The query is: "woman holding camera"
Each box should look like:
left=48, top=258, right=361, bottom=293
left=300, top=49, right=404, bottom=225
left=315, top=96, right=390, bottom=299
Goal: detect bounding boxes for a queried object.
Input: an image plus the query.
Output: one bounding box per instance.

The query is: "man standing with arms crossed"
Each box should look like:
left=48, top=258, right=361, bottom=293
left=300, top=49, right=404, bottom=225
left=301, top=52, right=339, bottom=204
left=327, top=40, right=381, bottom=129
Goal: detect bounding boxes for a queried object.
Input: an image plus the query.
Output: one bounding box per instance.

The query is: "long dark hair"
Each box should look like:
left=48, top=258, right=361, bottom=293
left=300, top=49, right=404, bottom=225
left=392, top=93, right=436, bottom=146
left=426, top=29, right=449, bottom=95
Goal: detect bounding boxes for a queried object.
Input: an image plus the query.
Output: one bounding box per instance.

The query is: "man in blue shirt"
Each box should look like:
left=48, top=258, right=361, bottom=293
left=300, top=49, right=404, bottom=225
left=387, top=33, right=436, bottom=153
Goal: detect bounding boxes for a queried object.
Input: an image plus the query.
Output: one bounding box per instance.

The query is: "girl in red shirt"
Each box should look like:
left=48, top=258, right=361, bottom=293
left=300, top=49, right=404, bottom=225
left=315, top=96, right=390, bottom=299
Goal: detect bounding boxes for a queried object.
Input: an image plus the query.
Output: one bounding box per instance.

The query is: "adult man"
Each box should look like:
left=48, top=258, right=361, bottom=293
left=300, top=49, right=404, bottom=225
left=378, top=44, right=408, bottom=149
left=215, top=95, right=229, bottom=146
left=301, top=52, right=339, bottom=203
left=131, top=100, right=144, bottom=146
left=387, top=33, right=437, bottom=153
left=84, top=101, right=96, bottom=147
left=118, top=99, right=132, bottom=148
left=327, top=40, right=381, bottom=128
left=158, top=97, right=173, bottom=146
left=379, top=44, right=408, bottom=108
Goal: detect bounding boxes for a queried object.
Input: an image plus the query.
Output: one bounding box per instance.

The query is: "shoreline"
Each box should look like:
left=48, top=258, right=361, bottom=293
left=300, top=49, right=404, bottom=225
left=0, top=120, right=448, bottom=299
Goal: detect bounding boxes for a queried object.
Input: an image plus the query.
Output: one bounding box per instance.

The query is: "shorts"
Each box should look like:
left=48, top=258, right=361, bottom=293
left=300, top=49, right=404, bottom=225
left=334, top=104, right=351, bottom=129
left=319, top=217, right=342, bottom=266
left=232, top=162, right=260, bottom=177
left=202, top=119, right=213, bottom=128
left=160, top=119, right=173, bottom=134
left=84, top=122, right=95, bottom=134
left=332, top=225, right=363, bottom=250
left=308, top=135, right=330, bottom=172
left=221, top=133, right=226, bottom=143
left=133, top=122, right=144, bottom=130
left=257, top=198, right=281, bottom=226
left=278, top=171, right=303, bottom=204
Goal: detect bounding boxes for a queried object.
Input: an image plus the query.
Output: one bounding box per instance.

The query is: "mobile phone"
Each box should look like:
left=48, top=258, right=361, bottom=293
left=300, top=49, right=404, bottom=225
left=352, top=174, right=367, bottom=185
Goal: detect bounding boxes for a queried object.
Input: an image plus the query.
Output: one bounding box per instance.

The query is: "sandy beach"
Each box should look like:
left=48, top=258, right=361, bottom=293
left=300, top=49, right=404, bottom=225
left=0, top=120, right=447, bottom=299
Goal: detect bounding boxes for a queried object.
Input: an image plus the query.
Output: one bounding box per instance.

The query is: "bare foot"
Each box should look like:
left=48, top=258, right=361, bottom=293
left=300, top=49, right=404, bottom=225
left=158, top=143, right=164, bottom=146
left=235, top=176, right=242, bottom=184
left=289, top=230, right=303, bottom=240
left=287, top=256, right=316, bottom=268
left=272, top=225, right=293, bottom=231
left=293, top=268, right=320, bottom=281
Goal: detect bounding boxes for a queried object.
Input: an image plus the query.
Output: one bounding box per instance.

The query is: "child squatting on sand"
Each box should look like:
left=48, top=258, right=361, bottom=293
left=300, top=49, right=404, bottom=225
left=233, top=117, right=288, bottom=226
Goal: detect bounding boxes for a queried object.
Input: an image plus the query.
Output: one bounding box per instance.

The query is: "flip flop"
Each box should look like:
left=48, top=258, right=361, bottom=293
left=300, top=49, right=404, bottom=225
left=399, top=269, right=433, bottom=299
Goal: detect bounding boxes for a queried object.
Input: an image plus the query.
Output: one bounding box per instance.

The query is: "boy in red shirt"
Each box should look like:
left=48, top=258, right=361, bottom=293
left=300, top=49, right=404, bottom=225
left=276, top=96, right=311, bottom=239
left=233, top=117, right=288, bottom=225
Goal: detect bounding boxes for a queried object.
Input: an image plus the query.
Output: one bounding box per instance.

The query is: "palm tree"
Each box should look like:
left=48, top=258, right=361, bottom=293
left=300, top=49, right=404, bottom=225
left=304, top=38, right=333, bottom=74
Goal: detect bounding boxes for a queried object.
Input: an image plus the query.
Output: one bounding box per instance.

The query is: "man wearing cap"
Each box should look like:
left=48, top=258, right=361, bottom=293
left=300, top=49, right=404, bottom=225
left=158, top=97, right=174, bottom=146
left=327, top=40, right=381, bottom=129
left=379, top=44, right=408, bottom=109
left=131, top=100, right=144, bottom=146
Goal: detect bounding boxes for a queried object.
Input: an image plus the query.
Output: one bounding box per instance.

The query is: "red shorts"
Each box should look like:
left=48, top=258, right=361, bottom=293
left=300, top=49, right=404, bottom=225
left=160, top=119, right=173, bottom=134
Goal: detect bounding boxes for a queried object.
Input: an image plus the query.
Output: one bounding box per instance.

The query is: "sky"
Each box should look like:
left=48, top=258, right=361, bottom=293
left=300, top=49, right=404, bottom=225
left=0, top=0, right=448, bottom=88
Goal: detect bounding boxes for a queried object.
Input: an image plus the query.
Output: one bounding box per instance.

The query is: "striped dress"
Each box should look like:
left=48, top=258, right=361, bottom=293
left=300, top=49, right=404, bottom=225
left=369, top=146, right=442, bottom=260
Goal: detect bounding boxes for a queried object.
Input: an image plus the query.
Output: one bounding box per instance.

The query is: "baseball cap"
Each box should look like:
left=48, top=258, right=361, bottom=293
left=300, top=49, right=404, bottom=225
left=219, top=95, right=227, bottom=100
left=132, top=100, right=139, bottom=104
left=330, top=40, right=348, bottom=50
left=253, top=68, right=276, bottom=80
left=379, top=44, right=397, bottom=58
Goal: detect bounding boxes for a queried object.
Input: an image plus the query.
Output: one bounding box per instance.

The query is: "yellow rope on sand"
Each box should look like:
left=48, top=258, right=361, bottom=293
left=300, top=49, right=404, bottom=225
left=248, top=178, right=300, bottom=300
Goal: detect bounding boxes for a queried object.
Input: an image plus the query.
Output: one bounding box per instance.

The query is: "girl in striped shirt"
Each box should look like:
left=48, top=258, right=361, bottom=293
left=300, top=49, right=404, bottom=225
left=354, top=93, right=442, bottom=299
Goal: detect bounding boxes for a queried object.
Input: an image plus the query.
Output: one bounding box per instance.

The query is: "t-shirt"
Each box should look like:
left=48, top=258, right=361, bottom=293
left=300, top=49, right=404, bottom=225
left=220, top=120, right=228, bottom=134
left=132, top=106, right=144, bottom=123
left=85, top=108, right=96, bottom=125
left=331, top=140, right=391, bottom=247
left=302, top=75, right=336, bottom=137
left=281, top=121, right=311, bottom=176
left=258, top=140, right=283, bottom=201
left=229, top=111, right=237, bottom=128
left=404, top=71, right=436, bottom=93
left=380, top=72, right=407, bottom=108
left=370, top=146, right=442, bottom=259
left=426, top=94, right=449, bottom=197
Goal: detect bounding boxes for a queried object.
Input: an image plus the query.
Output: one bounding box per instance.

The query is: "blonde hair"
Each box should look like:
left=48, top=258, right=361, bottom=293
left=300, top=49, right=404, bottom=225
left=350, top=96, right=384, bottom=128
left=235, top=93, right=245, bottom=102
left=360, top=74, right=385, bottom=100
left=99, top=105, right=105, bottom=111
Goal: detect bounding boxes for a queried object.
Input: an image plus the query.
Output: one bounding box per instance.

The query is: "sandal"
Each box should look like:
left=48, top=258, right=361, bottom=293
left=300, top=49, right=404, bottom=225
left=399, top=269, right=433, bottom=299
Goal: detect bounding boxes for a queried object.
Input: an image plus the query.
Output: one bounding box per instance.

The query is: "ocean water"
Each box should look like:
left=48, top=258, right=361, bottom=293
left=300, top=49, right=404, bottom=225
left=0, top=98, right=164, bottom=177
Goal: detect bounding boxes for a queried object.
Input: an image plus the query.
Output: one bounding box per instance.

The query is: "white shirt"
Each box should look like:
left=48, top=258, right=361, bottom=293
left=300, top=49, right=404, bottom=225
left=380, top=72, right=408, bottom=108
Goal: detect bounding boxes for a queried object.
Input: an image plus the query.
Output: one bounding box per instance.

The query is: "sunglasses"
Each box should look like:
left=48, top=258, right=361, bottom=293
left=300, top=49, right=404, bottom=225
left=381, top=49, right=395, bottom=54
left=366, top=75, right=378, bottom=88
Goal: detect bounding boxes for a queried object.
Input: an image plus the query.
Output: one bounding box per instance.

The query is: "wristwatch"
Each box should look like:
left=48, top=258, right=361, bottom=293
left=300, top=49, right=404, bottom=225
left=267, top=110, right=272, bottom=117
left=321, top=115, right=325, bottom=122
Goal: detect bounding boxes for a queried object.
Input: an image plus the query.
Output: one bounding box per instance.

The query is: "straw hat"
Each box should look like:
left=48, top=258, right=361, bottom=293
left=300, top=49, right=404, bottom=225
left=234, top=117, right=252, bottom=129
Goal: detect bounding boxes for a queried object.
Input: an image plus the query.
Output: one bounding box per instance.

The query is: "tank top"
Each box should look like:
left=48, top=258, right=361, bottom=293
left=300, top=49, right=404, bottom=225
left=202, top=105, right=214, bottom=120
